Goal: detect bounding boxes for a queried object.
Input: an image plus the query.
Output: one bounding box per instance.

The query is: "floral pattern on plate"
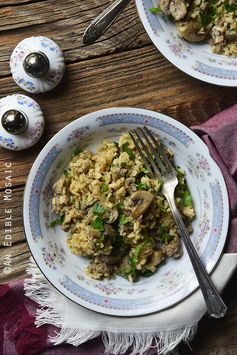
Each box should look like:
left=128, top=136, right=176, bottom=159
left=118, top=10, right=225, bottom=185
left=42, top=242, right=66, bottom=270
left=23, top=108, right=229, bottom=316
left=166, top=32, right=193, bottom=59
left=136, top=0, right=237, bottom=86
left=187, top=153, right=211, bottom=181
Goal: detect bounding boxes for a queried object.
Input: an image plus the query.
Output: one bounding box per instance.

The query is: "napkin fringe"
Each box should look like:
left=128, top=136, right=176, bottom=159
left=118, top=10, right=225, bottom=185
left=45, top=326, right=196, bottom=355
left=24, top=259, right=65, bottom=328
left=101, top=327, right=196, bottom=355
left=24, top=258, right=197, bottom=355
left=52, top=328, right=101, bottom=346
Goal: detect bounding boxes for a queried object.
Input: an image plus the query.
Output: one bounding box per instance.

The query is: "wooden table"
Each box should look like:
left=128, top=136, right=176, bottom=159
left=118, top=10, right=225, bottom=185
left=0, top=1, right=236, bottom=353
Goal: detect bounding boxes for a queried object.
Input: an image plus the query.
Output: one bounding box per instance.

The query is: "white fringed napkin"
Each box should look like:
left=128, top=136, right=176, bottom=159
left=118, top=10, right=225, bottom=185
left=24, top=254, right=237, bottom=355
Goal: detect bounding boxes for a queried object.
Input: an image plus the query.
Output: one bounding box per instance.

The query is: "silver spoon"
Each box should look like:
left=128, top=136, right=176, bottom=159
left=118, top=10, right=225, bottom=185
left=83, top=0, right=132, bottom=45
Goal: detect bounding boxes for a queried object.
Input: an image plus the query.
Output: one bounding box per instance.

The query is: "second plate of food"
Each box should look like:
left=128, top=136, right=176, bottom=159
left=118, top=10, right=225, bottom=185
left=23, top=107, right=229, bottom=316
left=136, top=0, right=237, bottom=86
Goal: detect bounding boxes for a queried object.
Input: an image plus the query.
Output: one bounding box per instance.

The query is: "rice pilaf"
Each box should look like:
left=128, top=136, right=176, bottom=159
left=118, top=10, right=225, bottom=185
left=192, top=0, right=237, bottom=56
left=157, top=0, right=237, bottom=57
left=51, top=133, right=195, bottom=282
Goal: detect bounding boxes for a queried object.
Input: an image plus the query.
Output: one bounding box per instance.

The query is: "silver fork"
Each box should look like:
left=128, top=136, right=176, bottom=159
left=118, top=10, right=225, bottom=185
left=83, top=0, right=132, bottom=45
left=129, top=126, right=227, bottom=318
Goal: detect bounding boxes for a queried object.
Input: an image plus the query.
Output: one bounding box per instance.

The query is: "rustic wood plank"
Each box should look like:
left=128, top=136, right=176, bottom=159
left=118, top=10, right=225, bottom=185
left=0, top=0, right=149, bottom=76
left=0, top=0, right=89, bottom=31
left=0, top=0, right=36, bottom=6
left=0, top=241, right=30, bottom=283
left=180, top=272, right=237, bottom=354
left=0, top=46, right=237, bottom=188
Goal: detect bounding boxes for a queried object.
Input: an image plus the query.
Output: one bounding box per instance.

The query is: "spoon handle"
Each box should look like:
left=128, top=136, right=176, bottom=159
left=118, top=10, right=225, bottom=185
left=83, top=0, right=132, bottom=45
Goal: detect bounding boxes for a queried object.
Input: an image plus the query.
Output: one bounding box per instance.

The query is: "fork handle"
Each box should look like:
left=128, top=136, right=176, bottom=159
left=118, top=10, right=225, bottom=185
left=83, top=0, right=132, bottom=45
left=165, top=191, right=227, bottom=318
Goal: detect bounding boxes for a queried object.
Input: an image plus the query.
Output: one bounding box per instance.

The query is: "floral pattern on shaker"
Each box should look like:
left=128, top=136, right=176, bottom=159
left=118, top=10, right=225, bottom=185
left=26, top=120, right=44, bottom=143
left=42, top=242, right=66, bottom=270
left=10, top=36, right=65, bottom=93
left=0, top=93, right=44, bottom=151
left=40, top=36, right=60, bottom=52
left=187, top=153, right=211, bottom=181
left=46, top=64, right=65, bottom=88
left=0, top=136, right=16, bottom=149
left=10, top=49, right=27, bottom=70
left=17, top=95, right=40, bottom=109
left=15, top=77, right=37, bottom=92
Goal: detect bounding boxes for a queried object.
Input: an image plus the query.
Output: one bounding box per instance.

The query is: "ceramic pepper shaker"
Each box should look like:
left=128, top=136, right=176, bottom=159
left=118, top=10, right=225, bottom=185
left=10, top=36, right=65, bottom=94
left=0, top=94, right=44, bottom=151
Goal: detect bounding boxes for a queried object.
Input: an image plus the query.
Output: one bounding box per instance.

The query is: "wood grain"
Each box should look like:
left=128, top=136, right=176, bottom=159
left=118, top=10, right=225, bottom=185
left=180, top=272, right=237, bottom=354
left=0, top=46, right=236, bottom=187
left=0, top=0, right=148, bottom=76
left=0, top=1, right=237, bottom=354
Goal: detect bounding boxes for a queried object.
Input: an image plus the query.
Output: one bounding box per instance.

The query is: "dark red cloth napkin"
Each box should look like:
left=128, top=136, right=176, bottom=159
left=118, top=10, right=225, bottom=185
left=1, top=105, right=237, bottom=355
left=191, top=104, right=237, bottom=253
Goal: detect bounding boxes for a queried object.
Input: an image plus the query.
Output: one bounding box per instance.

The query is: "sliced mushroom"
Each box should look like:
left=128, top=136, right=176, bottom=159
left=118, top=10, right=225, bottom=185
left=150, top=249, right=165, bottom=267
left=144, top=249, right=165, bottom=272
left=169, top=0, right=188, bottom=21
left=160, top=0, right=191, bottom=20
left=176, top=20, right=207, bottom=42
left=225, top=30, right=237, bottom=43
left=130, top=191, right=154, bottom=219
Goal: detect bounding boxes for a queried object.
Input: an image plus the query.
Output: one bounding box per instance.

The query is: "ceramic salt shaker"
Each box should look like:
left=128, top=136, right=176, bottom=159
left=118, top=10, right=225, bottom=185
left=10, top=36, right=65, bottom=94
left=0, top=94, right=45, bottom=151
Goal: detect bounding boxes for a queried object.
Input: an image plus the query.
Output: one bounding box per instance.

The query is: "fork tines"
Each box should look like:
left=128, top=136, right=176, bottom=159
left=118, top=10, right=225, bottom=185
left=129, top=126, right=175, bottom=179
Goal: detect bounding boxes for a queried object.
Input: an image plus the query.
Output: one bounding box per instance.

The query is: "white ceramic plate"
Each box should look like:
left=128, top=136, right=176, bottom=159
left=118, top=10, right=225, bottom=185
left=23, top=107, right=229, bottom=316
left=136, top=0, right=237, bottom=86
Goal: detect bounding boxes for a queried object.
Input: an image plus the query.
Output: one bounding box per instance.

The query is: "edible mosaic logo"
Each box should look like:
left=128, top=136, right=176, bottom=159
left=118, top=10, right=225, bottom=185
left=2, top=162, right=13, bottom=274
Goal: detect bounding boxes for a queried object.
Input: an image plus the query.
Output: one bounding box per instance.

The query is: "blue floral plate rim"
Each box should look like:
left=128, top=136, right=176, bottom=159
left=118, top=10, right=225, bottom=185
left=23, top=107, right=229, bottom=316
left=136, top=0, right=237, bottom=87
